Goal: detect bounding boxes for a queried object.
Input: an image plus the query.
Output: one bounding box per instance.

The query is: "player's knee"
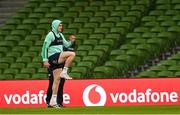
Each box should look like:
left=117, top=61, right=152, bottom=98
left=70, top=52, right=75, bottom=57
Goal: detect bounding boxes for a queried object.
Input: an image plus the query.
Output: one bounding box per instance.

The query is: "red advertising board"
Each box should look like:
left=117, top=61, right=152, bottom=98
left=0, top=78, right=180, bottom=108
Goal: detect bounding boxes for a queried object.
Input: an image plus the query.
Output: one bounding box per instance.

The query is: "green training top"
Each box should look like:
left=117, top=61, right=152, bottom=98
left=41, top=20, right=73, bottom=62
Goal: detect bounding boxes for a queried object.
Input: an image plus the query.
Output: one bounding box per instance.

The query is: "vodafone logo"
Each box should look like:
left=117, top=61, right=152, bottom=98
left=83, top=84, right=107, bottom=106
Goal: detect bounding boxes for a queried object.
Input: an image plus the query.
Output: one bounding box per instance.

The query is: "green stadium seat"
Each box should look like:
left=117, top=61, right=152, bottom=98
left=110, top=49, right=126, bottom=60
left=159, top=60, right=177, bottom=66
left=90, top=16, right=105, bottom=24
left=69, top=72, right=82, bottom=79
left=144, top=21, right=160, bottom=27
left=11, top=30, right=27, bottom=38
left=23, top=52, right=38, bottom=57
left=68, top=23, right=83, bottom=30
left=4, top=68, right=19, bottom=75
left=78, top=28, right=93, bottom=35
left=77, top=45, right=93, bottom=53
left=16, top=56, right=32, bottom=63
left=104, top=61, right=128, bottom=75
left=6, top=18, right=21, bottom=25
left=18, top=7, right=33, bottom=13
left=82, top=56, right=98, bottom=65
left=151, top=26, right=166, bottom=33
left=31, top=29, right=46, bottom=36
left=120, top=44, right=136, bottom=51
left=110, top=11, right=125, bottom=17
left=0, top=47, right=11, bottom=55
left=142, top=32, right=157, bottom=39
left=88, top=50, right=104, bottom=58
left=10, top=62, right=26, bottom=69
left=90, top=1, right=104, bottom=7
left=69, top=6, right=83, bottom=12
left=74, top=17, right=89, bottom=24
left=138, top=71, right=157, bottom=78
left=0, top=30, right=9, bottom=36
left=34, top=7, right=49, bottom=14
left=19, top=40, right=34, bottom=47
left=29, top=13, right=44, bottom=19
left=161, top=21, right=176, bottom=27
left=17, top=24, right=35, bottom=31
left=23, top=18, right=39, bottom=26
left=99, top=39, right=115, bottom=47
left=12, top=46, right=28, bottom=53
left=24, top=2, right=39, bottom=8
left=83, top=39, right=98, bottom=47
left=174, top=72, right=180, bottom=77
left=0, top=74, right=14, bottom=80
left=51, top=7, right=67, bottom=13
left=89, top=34, right=104, bottom=40
left=25, top=35, right=40, bottom=41
left=71, top=66, right=88, bottom=78
left=31, top=73, right=48, bottom=79
left=121, top=16, right=137, bottom=24
left=105, top=16, right=121, bottom=23
left=168, top=65, right=180, bottom=72
left=156, top=0, right=170, bottom=4
left=127, top=11, right=141, bottom=19
left=64, top=12, right=78, bottom=18
left=165, top=10, right=179, bottom=16
left=94, top=45, right=110, bottom=53
left=100, top=6, right=114, bottom=12
left=121, top=1, right=135, bottom=6
left=150, top=65, right=168, bottom=72
left=20, top=68, right=36, bottom=74
left=130, top=39, right=146, bottom=45
left=172, top=0, right=180, bottom=4
left=77, top=61, right=94, bottom=70
left=12, top=13, right=28, bottom=20
left=84, top=22, right=99, bottom=28
left=40, top=2, right=55, bottom=8
left=76, top=50, right=88, bottom=58
left=27, top=62, right=42, bottom=69
left=0, top=63, right=9, bottom=69
left=157, top=71, right=174, bottom=77
left=84, top=6, right=99, bottom=13
left=94, top=28, right=109, bottom=34
left=1, top=25, right=16, bottom=31
left=134, top=27, right=150, bottom=33
left=157, top=16, right=172, bottom=22
left=15, top=73, right=31, bottom=80
left=149, top=10, right=164, bottom=16
left=6, top=52, right=22, bottom=58
left=0, top=41, right=16, bottom=48
left=79, top=12, right=94, bottom=18
left=32, top=56, right=42, bottom=62
left=110, top=27, right=125, bottom=35
left=38, top=68, right=47, bottom=73
left=0, top=57, right=15, bottom=63
left=168, top=26, right=180, bottom=33
left=174, top=5, right=180, bottom=10
left=93, top=66, right=118, bottom=78
left=131, top=5, right=145, bottom=12
left=115, top=5, right=129, bottom=13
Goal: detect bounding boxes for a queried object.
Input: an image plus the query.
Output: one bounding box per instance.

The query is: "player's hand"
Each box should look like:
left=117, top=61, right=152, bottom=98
left=43, top=61, right=50, bottom=68
left=69, top=35, right=76, bottom=41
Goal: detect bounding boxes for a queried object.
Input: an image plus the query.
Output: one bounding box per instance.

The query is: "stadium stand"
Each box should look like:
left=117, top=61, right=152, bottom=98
left=0, top=0, right=179, bottom=80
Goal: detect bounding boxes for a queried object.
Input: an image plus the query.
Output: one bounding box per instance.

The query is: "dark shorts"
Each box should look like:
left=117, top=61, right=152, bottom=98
left=48, top=53, right=64, bottom=71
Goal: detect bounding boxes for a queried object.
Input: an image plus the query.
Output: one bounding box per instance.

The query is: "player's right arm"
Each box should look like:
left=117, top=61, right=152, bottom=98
left=41, top=32, right=54, bottom=68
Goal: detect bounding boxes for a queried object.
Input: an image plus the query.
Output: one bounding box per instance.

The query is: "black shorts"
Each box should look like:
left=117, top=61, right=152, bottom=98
left=48, top=53, right=64, bottom=71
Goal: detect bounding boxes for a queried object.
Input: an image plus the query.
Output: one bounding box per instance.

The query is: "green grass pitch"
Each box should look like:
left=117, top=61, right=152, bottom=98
left=1, top=105, right=180, bottom=114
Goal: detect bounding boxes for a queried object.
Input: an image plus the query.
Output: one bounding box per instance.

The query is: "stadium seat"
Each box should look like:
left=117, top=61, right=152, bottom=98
left=157, top=71, right=174, bottom=77
left=138, top=71, right=157, bottom=78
